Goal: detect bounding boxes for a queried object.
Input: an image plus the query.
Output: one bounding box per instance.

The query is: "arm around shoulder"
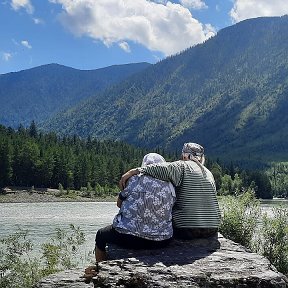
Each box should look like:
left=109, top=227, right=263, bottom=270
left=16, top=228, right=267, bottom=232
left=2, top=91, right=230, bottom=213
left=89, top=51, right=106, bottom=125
left=119, top=168, right=140, bottom=190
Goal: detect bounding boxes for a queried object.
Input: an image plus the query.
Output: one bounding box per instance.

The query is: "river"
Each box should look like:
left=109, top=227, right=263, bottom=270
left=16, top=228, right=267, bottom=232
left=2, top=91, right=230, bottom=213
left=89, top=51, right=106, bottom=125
left=260, top=198, right=288, bottom=215
left=0, top=199, right=287, bottom=264
left=0, top=202, right=119, bottom=264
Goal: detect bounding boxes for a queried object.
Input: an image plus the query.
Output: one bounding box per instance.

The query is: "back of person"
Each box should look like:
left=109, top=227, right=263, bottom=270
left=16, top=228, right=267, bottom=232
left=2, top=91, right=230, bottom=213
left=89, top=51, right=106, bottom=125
left=84, top=153, right=175, bottom=281
left=172, top=160, right=220, bottom=233
left=113, top=173, right=175, bottom=240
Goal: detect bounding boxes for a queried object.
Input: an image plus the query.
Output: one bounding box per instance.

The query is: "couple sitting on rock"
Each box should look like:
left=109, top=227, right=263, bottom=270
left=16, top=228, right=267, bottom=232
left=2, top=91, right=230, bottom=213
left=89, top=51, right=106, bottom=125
left=84, top=142, right=221, bottom=281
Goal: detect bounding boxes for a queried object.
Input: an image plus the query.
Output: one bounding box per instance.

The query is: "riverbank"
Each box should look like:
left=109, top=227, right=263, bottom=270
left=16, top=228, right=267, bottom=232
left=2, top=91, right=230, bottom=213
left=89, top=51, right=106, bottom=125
left=1, top=189, right=287, bottom=204
left=0, top=188, right=117, bottom=203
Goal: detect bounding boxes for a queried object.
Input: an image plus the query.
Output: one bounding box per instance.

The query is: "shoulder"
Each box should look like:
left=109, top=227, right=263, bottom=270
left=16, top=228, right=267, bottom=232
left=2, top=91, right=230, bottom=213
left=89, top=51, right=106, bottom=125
left=142, top=174, right=170, bottom=185
left=203, top=166, right=213, bottom=176
left=139, top=174, right=163, bottom=185
left=167, top=160, right=184, bottom=169
left=126, top=174, right=141, bottom=188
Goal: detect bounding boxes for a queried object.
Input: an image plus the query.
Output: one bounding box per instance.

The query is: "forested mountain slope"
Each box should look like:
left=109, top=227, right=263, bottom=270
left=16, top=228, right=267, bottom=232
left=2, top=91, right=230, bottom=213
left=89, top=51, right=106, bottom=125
left=0, top=62, right=151, bottom=127
left=44, top=16, right=288, bottom=162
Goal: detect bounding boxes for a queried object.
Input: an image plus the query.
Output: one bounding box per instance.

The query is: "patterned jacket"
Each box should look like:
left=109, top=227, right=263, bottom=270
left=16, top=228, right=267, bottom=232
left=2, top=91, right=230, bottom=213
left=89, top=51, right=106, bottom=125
left=113, top=174, right=175, bottom=241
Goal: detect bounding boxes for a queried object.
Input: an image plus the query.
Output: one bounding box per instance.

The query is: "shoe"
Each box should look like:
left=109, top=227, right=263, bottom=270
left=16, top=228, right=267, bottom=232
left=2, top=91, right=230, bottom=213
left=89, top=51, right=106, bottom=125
left=81, top=265, right=99, bottom=284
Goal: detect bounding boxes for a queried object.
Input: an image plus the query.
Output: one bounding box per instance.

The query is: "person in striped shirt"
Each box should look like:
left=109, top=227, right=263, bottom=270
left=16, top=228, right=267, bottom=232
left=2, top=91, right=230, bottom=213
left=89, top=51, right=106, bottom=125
left=119, top=143, right=221, bottom=240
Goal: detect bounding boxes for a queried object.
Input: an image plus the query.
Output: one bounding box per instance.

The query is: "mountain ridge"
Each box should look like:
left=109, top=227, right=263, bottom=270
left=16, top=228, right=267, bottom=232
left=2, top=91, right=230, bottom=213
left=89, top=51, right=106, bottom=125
left=43, top=16, right=288, bottom=162
left=1, top=16, right=288, bottom=163
left=0, top=62, right=151, bottom=127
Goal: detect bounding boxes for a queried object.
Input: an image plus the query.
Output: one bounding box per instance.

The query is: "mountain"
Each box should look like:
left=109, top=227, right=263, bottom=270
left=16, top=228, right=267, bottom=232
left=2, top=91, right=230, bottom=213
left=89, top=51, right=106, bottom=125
left=0, top=62, right=151, bottom=127
left=43, top=16, right=288, bottom=163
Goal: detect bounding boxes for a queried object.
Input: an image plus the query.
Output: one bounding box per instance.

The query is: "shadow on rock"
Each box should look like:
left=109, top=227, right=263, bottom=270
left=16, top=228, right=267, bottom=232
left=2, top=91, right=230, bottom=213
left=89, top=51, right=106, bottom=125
left=107, top=234, right=220, bottom=266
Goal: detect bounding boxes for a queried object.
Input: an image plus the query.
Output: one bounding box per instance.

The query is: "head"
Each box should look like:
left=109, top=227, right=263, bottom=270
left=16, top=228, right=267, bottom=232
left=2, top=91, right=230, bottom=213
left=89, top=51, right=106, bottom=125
left=141, top=153, right=166, bottom=167
left=181, top=142, right=205, bottom=165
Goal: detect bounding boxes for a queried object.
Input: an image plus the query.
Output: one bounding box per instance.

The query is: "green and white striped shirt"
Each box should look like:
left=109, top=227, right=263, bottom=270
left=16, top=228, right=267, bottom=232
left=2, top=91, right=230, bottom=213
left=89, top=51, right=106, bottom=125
left=138, top=160, right=221, bottom=229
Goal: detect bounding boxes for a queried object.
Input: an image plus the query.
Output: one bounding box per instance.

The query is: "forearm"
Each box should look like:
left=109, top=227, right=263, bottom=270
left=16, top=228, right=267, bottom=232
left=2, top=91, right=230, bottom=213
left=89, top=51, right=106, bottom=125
left=117, top=197, right=122, bottom=208
left=119, top=168, right=140, bottom=190
left=138, top=165, right=170, bottom=182
left=138, top=162, right=182, bottom=186
left=117, top=191, right=127, bottom=208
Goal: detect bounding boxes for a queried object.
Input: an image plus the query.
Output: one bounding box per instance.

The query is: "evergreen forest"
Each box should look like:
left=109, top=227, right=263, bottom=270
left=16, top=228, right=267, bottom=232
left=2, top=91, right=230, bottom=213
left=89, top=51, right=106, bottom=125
left=1, top=122, right=287, bottom=199
left=0, top=122, right=148, bottom=193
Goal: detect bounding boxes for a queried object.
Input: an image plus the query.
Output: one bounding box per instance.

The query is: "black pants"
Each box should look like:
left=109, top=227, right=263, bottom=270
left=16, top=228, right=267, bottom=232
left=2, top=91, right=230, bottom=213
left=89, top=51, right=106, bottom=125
left=173, top=227, right=218, bottom=240
left=96, top=225, right=171, bottom=251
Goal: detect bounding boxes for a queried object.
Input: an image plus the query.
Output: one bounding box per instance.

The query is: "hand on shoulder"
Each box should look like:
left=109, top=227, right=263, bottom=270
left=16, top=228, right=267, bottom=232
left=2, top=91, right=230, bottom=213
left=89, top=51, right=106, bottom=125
left=119, top=168, right=139, bottom=190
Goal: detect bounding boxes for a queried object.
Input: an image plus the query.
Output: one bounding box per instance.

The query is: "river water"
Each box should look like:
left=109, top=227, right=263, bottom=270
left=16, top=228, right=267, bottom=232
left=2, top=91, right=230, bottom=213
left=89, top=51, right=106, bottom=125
left=0, top=199, right=287, bottom=264
left=260, top=198, right=288, bottom=216
left=0, top=202, right=119, bottom=264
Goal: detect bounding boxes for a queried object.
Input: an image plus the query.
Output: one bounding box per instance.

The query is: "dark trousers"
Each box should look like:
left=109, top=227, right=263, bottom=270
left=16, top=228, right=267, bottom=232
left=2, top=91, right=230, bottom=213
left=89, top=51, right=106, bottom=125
left=173, top=227, right=218, bottom=240
left=96, top=225, right=171, bottom=251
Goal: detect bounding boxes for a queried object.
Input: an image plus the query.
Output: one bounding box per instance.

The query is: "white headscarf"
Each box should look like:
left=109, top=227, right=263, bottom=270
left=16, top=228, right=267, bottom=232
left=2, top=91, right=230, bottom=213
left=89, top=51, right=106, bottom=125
left=141, top=153, right=175, bottom=196
left=141, top=153, right=166, bottom=167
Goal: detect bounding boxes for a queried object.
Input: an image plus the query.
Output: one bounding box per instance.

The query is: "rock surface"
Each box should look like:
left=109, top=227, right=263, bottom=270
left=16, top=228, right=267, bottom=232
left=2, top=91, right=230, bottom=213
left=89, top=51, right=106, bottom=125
left=35, top=234, right=288, bottom=287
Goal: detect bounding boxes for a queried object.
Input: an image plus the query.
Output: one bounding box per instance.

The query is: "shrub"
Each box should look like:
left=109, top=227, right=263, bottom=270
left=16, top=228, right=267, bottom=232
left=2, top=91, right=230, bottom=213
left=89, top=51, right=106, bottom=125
left=219, top=190, right=261, bottom=249
left=41, top=224, right=86, bottom=274
left=219, top=191, right=288, bottom=276
left=0, top=230, right=42, bottom=288
left=0, top=224, right=86, bottom=288
left=254, top=206, right=288, bottom=275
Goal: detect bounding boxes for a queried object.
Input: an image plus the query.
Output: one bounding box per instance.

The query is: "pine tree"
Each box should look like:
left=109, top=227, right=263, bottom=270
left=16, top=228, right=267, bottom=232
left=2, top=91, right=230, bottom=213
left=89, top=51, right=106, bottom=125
left=0, top=140, right=13, bottom=187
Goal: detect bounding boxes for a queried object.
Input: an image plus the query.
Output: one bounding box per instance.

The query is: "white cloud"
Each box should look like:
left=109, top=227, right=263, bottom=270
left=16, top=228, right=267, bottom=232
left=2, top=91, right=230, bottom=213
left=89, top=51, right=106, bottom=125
left=179, top=0, right=207, bottom=10
left=230, top=0, right=288, bottom=23
left=11, top=0, right=34, bottom=14
left=50, top=0, right=215, bottom=56
left=119, top=41, right=131, bottom=53
left=33, top=18, right=44, bottom=24
left=2, top=52, right=12, bottom=61
left=151, top=0, right=168, bottom=3
left=21, top=40, right=32, bottom=49
left=203, top=23, right=216, bottom=39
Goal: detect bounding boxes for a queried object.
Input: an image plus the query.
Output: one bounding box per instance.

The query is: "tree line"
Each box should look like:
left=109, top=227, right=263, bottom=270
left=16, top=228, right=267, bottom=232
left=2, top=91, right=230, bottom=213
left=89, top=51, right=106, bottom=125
left=207, top=160, right=274, bottom=199
left=0, top=122, right=286, bottom=199
left=0, top=122, right=151, bottom=192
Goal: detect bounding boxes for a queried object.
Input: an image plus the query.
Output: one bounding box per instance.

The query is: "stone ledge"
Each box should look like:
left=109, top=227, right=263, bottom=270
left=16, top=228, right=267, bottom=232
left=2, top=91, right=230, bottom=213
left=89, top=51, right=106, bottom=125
left=35, top=234, right=288, bottom=288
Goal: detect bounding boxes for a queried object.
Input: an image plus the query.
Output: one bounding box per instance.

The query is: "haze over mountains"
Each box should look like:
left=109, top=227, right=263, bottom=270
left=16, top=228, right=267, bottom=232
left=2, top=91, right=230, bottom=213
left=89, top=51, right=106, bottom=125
left=1, top=16, right=288, bottom=163
left=0, top=62, right=151, bottom=127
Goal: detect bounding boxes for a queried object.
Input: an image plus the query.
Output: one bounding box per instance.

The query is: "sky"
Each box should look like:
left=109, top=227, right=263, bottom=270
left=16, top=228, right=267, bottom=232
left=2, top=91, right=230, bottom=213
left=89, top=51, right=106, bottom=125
left=1, top=0, right=288, bottom=74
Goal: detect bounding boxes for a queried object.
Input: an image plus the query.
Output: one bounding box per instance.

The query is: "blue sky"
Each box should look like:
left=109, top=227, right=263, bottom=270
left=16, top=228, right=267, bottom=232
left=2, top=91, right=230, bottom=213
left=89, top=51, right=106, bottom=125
left=1, top=0, right=288, bottom=74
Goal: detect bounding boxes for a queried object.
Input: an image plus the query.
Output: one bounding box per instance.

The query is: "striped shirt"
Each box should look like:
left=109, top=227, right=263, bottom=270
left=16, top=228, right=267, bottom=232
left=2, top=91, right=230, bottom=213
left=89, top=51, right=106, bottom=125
left=138, top=160, right=221, bottom=229
left=113, top=174, right=175, bottom=241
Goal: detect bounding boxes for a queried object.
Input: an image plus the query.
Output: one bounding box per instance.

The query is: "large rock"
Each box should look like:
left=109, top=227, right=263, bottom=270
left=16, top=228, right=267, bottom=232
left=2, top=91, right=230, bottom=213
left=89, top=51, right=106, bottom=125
left=35, top=234, right=288, bottom=287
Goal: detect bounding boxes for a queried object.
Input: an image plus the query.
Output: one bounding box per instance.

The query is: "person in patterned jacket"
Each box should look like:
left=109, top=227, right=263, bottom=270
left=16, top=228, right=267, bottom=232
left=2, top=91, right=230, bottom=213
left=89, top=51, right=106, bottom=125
left=94, top=153, right=176, bottom=262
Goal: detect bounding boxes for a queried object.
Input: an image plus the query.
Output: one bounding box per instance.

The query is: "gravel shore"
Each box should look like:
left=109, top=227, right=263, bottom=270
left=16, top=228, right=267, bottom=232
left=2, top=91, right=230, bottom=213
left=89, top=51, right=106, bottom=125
left=0, top=190, right=116, bottom=203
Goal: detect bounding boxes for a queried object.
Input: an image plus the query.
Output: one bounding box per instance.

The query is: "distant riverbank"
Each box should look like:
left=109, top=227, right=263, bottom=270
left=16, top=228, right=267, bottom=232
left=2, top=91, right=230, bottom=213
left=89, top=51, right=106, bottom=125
left=1, top=188, right=287, bottom=204
left=0, top=188, right=116, bottom=203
